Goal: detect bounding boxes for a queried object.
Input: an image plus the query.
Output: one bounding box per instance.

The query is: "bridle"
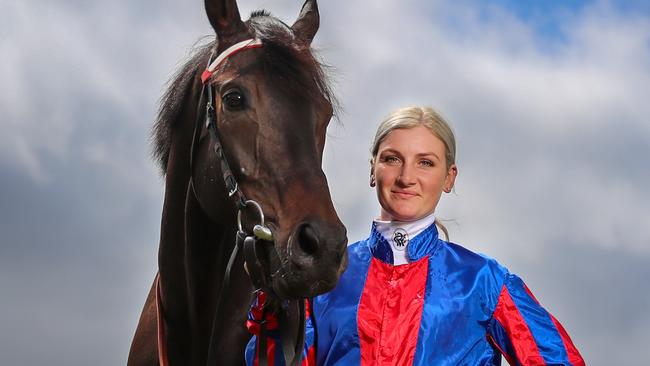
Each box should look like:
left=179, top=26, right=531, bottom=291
left=187, top=38, right=307, bottom=366
left=190, top=38, right=275, bottom=289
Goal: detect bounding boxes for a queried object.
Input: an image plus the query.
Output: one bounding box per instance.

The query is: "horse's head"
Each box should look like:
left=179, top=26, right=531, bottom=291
left=191, top=0, right=348, bottom=299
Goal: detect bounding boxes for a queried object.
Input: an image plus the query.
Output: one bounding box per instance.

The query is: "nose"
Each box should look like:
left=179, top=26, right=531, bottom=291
left=296, top=223, right=319, bottom=256
left=277, top=220, right=348, bottom=297
left=290, top=221, right=347, bottom=268
left=397, top=162, right=416, bottom=186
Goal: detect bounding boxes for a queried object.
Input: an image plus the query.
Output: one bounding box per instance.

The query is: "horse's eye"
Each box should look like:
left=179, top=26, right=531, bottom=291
left=222, top=90, right=245, bottom=111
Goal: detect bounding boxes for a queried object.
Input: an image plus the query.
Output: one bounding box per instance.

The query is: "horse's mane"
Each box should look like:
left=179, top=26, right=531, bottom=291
left=152, top=10, right=337, bottom=175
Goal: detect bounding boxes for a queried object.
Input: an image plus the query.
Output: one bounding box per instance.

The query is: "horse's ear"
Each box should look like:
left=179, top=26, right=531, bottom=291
left=205, top=0, right=246, bottom=41
left=291, top=0, right=319, bottom=45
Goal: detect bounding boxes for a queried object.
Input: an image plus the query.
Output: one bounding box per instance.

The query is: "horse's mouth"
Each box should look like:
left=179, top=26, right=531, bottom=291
left=266, top=242, right=349, bottom=300
left=246, top=221, right=349, bottom=300
left=252, top=239, right=300, bottom=299
left=272, top=275, right=339, bottom=299
left=243, top=238, right=305, bottom=299
left=249, top=247, right=337, bottom=300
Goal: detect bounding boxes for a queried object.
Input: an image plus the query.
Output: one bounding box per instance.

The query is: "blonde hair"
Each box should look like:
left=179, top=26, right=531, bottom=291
left=371, top=106, right=456, bottom=169
left=370, top=106, right=457, bottom=240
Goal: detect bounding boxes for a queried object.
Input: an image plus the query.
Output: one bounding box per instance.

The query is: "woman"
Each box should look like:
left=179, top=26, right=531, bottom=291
left=246, top=106, right=585, bottom=365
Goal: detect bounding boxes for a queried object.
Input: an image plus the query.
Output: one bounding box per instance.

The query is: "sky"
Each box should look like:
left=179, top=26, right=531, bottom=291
left=1, top=0, right=649, bottom=365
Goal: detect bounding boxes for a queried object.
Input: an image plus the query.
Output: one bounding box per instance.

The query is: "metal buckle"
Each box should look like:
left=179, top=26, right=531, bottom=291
left=237, top=200, right=274, bottom=241
left=227, top=179, right=239, bottom=197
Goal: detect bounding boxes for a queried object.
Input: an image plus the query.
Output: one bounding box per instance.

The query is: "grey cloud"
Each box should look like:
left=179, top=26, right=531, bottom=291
left=2, top=1, right=649, bottom=365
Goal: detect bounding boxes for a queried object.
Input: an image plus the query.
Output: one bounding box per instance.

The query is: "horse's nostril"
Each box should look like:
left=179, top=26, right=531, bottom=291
left=297, top=224, right=320, bottom=256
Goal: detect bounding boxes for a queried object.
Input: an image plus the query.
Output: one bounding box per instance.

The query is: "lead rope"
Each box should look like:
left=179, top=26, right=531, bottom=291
left=204, top=231, right=246, bottom=365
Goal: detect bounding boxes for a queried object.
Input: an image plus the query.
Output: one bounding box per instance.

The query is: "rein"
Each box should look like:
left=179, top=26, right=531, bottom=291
left=156, top=38, right=307, bottom=366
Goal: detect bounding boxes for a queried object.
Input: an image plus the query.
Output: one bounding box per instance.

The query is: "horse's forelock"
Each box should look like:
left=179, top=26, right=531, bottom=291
left=247, top=13, right=338, bottom=114
left=247, top=11, right=294, bottom=45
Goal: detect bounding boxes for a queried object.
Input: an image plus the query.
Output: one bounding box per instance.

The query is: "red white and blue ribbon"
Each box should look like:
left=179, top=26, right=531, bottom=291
left=201, top=38, right=263, bottom=84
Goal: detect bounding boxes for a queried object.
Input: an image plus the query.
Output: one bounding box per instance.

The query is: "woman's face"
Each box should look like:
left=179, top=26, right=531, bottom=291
left=372, top=125, right=457, bottom=221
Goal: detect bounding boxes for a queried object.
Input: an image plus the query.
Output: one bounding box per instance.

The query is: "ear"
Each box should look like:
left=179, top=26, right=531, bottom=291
left=443, top=164, right=458, bottom=193
left=291, top=0, right=319, bottom=45
left=205, top=0, right=247, bottom=41
left=369, top=159, right=376, bottom=187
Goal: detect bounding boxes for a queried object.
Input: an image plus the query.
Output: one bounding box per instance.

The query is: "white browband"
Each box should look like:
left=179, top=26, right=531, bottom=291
left=201, top=38, right=263, bottom=84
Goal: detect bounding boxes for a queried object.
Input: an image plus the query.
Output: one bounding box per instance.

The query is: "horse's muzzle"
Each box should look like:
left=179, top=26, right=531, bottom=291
left=272, top=220, right=348, bottom=299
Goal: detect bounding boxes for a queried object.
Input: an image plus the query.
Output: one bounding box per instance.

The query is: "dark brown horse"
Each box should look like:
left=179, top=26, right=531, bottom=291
left=127, top=0, right=348, bottom=364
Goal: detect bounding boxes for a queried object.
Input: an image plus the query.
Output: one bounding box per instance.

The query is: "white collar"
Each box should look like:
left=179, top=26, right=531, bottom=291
left=373, top=211, right=436, bottom=265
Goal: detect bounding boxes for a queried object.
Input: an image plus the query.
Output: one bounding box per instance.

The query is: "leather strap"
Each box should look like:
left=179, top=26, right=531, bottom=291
left=205, top=85, right=247, bottom=210
left=257, top=299, right=306, bottom=366
left=205, top=231, right=246, bottom=365
left=243, top=235, right=270, bottom=290
left=278, top=299, right=306, bottom=366
left=155, top=273, right=170, bottom=366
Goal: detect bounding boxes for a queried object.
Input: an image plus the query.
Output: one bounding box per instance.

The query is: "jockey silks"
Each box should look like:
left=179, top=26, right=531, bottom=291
left=246, top=222, right=585, bottom=366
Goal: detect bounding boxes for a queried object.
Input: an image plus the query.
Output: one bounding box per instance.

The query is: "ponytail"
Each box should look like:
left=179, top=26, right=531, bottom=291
left=435, top=219, right=449, bottom=241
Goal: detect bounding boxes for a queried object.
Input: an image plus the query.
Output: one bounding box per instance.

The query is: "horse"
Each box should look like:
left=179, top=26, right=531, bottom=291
left=127, top=0, right=348, bottom=364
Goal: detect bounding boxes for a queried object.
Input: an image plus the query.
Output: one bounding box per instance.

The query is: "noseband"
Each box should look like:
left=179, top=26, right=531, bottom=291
left=188, top=38, right=306, bottom=366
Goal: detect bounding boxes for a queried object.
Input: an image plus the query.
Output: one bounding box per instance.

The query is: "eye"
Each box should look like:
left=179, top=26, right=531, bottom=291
left=382, top=155, right=401, bottom=165
left=221, top=89, right=245, bottom=111
left=419, top=159, right=434, bottom=167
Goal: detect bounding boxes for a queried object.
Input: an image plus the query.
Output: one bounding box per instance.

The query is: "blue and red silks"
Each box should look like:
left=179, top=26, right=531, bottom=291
left=246, top=223, right=585, bottom=365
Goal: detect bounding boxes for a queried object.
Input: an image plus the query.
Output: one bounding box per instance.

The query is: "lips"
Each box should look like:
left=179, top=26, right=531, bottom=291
left=392, top=190, right=418, bottom=199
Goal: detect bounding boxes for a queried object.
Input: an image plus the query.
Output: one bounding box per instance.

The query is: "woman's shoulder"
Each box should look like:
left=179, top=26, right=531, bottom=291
left=442, top=240, right=508, bottom=277
left=441, top=241, right=510, bottom=284
left=446, top=240, right=505, bottom=266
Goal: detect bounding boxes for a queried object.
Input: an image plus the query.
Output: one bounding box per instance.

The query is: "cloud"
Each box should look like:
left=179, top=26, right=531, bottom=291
left=320, top=0, right=650, bottom=256
left=1, top=1, right=649, bottom=365
left=319, top=1, right=650, bottom=363
left=0, top=0, right=207, bottom=184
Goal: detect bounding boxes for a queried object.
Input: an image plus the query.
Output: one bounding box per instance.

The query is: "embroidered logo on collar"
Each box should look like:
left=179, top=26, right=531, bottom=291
left=392, top=228, right=409, bottom=251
